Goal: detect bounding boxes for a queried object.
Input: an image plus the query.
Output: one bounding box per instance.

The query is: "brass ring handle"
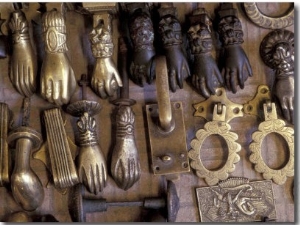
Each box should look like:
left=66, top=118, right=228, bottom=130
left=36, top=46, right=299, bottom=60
left=249, top=102, right=294, bottom=185
left=244, top=3, right=294, bottom=29
left=188, top=104, right=241, bottom=186
left=155, top=55, right=175, bottom=133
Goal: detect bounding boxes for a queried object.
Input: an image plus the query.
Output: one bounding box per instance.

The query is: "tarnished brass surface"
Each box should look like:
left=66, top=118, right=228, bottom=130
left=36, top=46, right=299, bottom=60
left=249, top=102, right=294, bottom=185
left=217, top=3, right=252, bottom=94
left=67, top=75, right=107, bottom=194
left=260, top=29, right=294, bottom=124
left=43, top=107, right=79, bottom=189
left=0, top=103, right=11, bottom=186
left=111, top=38, right=141, bottom=191
left=6, top=211, right=32, bottom=222
left=244, top=3, right=294, bottom=29
left=193, top=87, right=243, bottom=123
left=84, top=4, right=122, bottom=99
left=7, top=98, right=44, bottom=211
left=188, top=7, right=222, bottom=98
left=158, top=3, right=190, bottom=92
left=40, top=9, right=76, bottom=106
left=196, top=178, right=276, bottom=222
left=9, top=9, right=37, bottom=97
left=189, top=104, right=241, bottom=186
left=243, top=85, right=271, bottom=119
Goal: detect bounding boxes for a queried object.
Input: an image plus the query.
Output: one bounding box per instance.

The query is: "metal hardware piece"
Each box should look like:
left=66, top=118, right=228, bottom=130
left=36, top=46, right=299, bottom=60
left=66, top=74, right=107, bottom=194
left=40, top=9, right=76, bottom=106
left=244, top=3, right=294, bottom=29
left=249, top=102, right=294, bottom=185
left=9, top=9, right=37, bottom=97
left=158, top=3, right=190, bottom=92
left=193, top=87, right=243, bottom=123
left=187, top=7, right=223, bottom=98
left=123, top=3, right=156, bottom=86
left=69, top=180, right=179, bottom=222
left=196, top=177, right=277, bottom=222
left=7, top=98, right=44, bottom=211
left=217, top=3, right=253, bottom=94
left=82, top=3, right=122, bottom=99
left=111, top=37, right=140, bottom=191
left=0, top=103, right=12, bottom=186
left=260, top=29, right=294, bottom=124
left=189, top=104, right=241, bottom=186
left=146, top=56, right=189, bottom=176
left=43, top=107, right=79, bottom=189
left=243, top=85, right=271, bottom=119
left=0, top=13, right=7, bottom=58
left=6, top=211, right=32, bottom=222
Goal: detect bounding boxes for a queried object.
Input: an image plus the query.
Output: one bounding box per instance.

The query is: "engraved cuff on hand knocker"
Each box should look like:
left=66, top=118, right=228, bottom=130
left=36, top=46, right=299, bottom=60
left=249, top=102, right=294, bottom=185
left=188, top=103, right=241, bottom=186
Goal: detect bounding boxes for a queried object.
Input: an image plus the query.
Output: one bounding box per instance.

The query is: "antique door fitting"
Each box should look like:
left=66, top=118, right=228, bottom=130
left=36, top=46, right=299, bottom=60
left=157, top=3, right=190, bottom=92
left=9, top=7, right=37, bottom=97
left=69, top=180, right=179, bottom=222
left=196, top=177, right=277, bottom=222
left=7, top=98, right=44, bottom=211
left=217, top=3, right=253, bottom=94
left=110, top=37, right=141, bottom=191
left=243, top=3, right=294, bottom=29
left=82, top=3, right=122, bottom=99
left=189, top=103, right=241, bottom=186
left=40, top=8, right=76, bottom=106
left=121, top=3, right=156, bottom=86
left=187, top=7, right=223, bottom=98
left=66, top=74, right=107, bottom=194
left=249, top=101, right=294, bottom=185
left=43, top=107, right=79, bottom=190
left=0, top=102, right=13, bottom=186
left=146, top=55, right=190, bottom=177
left=193, top=87, right=244, bottom=123
left=260, top=29, right=294, bottom=124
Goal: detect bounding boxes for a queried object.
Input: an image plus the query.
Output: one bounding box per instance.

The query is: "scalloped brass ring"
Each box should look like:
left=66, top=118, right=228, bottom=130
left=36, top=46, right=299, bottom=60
left=249, top=102, right=294, bottom=185
left=244, top=3, right=294, bottom=29
left=188, top=104, right=241, bottom=186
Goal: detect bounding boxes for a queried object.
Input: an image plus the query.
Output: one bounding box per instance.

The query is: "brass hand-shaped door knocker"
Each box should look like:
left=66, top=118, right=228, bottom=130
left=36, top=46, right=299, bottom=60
left=217, top=3, right=253, bottom=94
left=187, top=7, right=223, bottom=98
left=157, top=3, right=190, bottom=92
left=40, top=8, right=76, bottom=106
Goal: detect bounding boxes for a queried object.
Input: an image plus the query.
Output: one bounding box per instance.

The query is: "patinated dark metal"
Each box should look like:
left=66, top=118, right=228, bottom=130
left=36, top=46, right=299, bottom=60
left=188, top=8, right=223, bottom=98
left=111, top=37, right=141, bottom=191
left=69, top=180, right=179, bottom=222
left=0, top=13, right=7, bottom=58
left=260, top=29, right=294, bottom=124
left=66, top=74, right=107, bottom=194
left=7, top=98, right=44, bottom=211
left=157, top=4, right=190, bottom=92
left=217, top=3, right=252, bottom=94
left=123, top=3, right=156, bottom=86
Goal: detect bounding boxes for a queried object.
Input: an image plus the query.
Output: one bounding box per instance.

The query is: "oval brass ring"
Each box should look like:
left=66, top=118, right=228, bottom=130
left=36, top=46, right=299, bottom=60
left=244, top=3, right=294, bottom=29
left=188, top=121, right=241, bottom=186
left=249, top=118, right=294, bottom=185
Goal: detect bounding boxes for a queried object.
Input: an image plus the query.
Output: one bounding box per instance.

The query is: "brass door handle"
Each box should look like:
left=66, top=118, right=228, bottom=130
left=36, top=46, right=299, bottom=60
left=155, top=55, right=174, bottom=133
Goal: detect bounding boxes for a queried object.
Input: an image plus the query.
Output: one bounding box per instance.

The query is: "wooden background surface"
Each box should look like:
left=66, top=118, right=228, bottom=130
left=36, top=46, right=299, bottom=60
left=0, top=2, right=294, bottom=222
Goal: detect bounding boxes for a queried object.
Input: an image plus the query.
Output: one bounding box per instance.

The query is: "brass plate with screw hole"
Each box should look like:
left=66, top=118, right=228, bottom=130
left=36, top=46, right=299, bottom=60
left=146, top=101, right=190, bottom=176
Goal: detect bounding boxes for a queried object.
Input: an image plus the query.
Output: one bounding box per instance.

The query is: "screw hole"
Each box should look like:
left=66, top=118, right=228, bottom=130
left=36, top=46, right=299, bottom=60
left=198, top=106, right=204, bottom=113
left=260, top=88, right=268, bottom=94
left=149, top=107, right=153, bottom=112
left=182, top=162, right=188, bottom=168
left=216, top=90, right=222, bottom=96
left=247, top=105, right=253, bottom=112
left=175, top=103, right=181, bottom=109
left=233, top=107, right=240, bottom=114
left=155, top=166, right=160, bottom=171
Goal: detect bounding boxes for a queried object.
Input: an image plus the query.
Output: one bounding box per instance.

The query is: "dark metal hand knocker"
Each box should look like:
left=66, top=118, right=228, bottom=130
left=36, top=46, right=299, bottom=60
left=157, top=3, right=190, bottom=92
left=217, top=3, right=253, bottom=94
left=188, top=7, right=223, bottom=98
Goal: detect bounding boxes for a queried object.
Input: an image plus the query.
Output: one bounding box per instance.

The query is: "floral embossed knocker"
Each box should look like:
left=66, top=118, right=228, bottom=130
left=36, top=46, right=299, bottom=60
left=188, top=103, right=241, bottom=186
left=249, top=101, right=294, bottom=185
